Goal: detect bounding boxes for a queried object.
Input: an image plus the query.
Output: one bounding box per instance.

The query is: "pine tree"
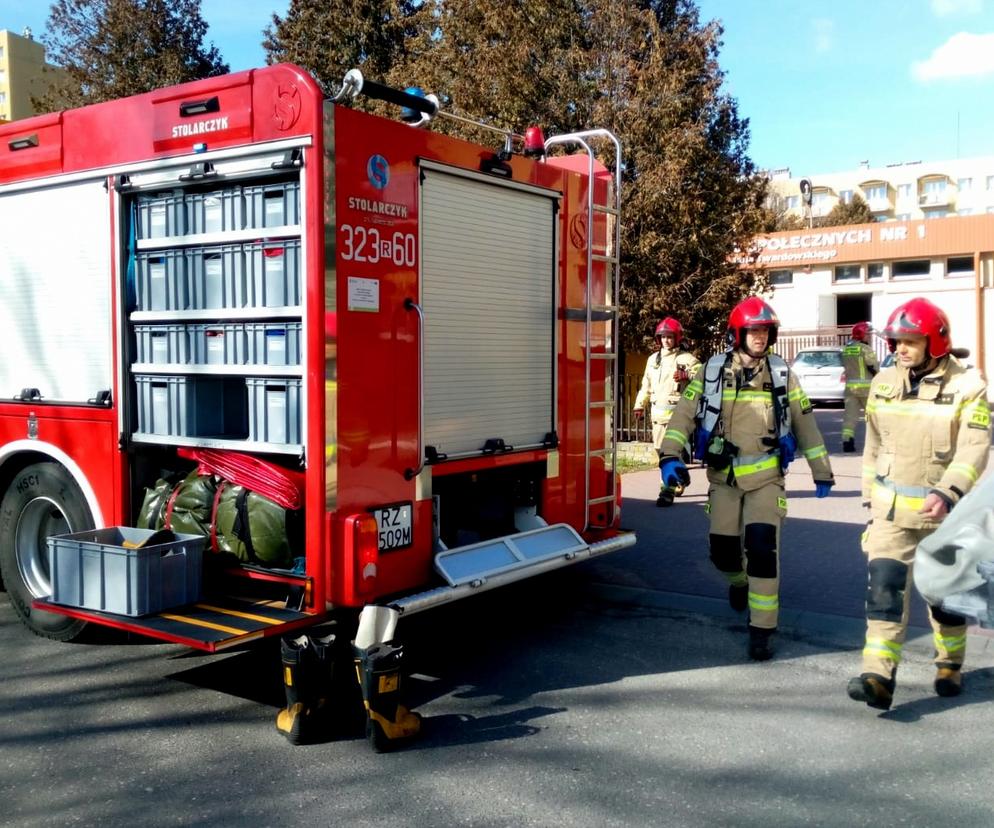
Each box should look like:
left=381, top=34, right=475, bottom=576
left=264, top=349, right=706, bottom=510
left=37, top=0, right=228, bottom=111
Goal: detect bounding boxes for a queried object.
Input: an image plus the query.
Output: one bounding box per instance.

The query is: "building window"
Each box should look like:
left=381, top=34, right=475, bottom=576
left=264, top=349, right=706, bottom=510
left=896, top=213, right=911, bottom=221
left=770, top=269, right=793, bottom=286
left=987, top=175, right=994, bottom=191
left=987, top=206, right=994, bottom=214
left=947, top=256, right=974, bottom=277
left=812, top=191, right=832, bottom=215
left=840, top=189, right=853, bottom=204
left=897, top=183, right=912, bottom=199
left=0, top=92, right=5, bottom=106
left=892, top=259, right=931, bottom=279
left=864, top=184, right=887, bottom=202
left=0, top=69, right=6, bottom=82
left=958, top=208, right=974, bottom=216
left=867, top=263, right=885, bottom=281
left=924, top=209, right=948, bottom=219
left=785, top=195, right=799, bottom=210
left=958, top=177, right=973, bottom=192
left=834, top=265, right=861, bottom=282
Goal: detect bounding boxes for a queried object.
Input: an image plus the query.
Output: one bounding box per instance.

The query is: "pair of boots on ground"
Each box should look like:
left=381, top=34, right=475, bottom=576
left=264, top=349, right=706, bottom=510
left=847, top=664, right=963, bottom=711
left=275, top=627, right=421, bottom=750
left=728, top=583, right=775, bottom=661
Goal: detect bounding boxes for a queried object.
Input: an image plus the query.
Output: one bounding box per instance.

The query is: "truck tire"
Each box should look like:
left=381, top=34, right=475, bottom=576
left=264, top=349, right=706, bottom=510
left=0, top=462, right=93, bottom=641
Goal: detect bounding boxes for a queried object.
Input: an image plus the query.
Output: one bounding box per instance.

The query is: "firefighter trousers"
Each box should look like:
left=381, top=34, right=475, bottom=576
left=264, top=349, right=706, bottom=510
left=706, top=481, right=786, bottom=629
left=653, top=411, right=677, bottom=491
left=860, top=519, right=968, bottom=679
left=842, top=391, right=868, bottom=442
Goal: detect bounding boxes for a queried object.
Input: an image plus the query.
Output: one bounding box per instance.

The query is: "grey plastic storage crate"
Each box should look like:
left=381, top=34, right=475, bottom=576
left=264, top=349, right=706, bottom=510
left=135, top=374, right=249, bottom=438
left=47, top=526, right=204, bottom=617
left=187, top=187, right=243, bottom=235
left=190, top=322, right=248, bottom=365
left=136, top=249, right=188, bottom=311
left=187, top=244, right=244, bottom=310
left=243, top=239, right=301, bottom=308
left=247, top=377, right=302, bottom=444
left=244, top=322, right=302, bottom=366
left=136, top=190, right=186, bottom=239
left=134, top=324, right=192, bottom=365
left=243, top=181, right=300, bottom=229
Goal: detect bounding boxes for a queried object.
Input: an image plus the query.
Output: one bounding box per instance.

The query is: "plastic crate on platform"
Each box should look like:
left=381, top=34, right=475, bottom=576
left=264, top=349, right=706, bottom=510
left=190, top=322, right=249, bottom=365
left=186, top=244, right=245, bottom=310
left=136, top=190, right=186, bottom=239
left=135, top=374, right=249, bottom=438
left=135, top=249, right=188, bottom=311
left=134, top=324, right=192, bottom=365
left=242, top=181, right=300, bottom=229
left=47, top=526, right=205, bottom=617
left=186, top=187, right=243, bottom=235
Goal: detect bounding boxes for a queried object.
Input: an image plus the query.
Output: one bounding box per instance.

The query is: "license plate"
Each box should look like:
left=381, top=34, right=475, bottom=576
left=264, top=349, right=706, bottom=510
left=371, top=502, right=412, bottom=551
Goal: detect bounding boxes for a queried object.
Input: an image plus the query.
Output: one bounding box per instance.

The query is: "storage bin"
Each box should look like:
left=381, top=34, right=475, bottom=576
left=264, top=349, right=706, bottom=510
left=242, top=181, right=300, bottom=229
left=244, top=322, right=302, bottom=366
left=135, top=249, right=188, bottom=311
left=190, top=322, right=248, bottom=365
left=186, top=187, right=243, bottom=235
left=47, top=526, right=204, bottom=616
left=136, top=190, right=186, bottom=239
left=247, top=377, right=302, bottom=444
left=243, top=239, right=301, bottom=308
left=134, top=324, right=192, bottom=365
left=186, top=244, right=244, bottom=310
left=135, top=374, right=248, bottom=439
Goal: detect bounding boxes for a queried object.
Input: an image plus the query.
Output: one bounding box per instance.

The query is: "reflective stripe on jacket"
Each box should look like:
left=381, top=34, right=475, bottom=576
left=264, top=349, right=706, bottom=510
left=842, top=341, right=879, bottom=394
left=633, top=348, right=701, bottom=425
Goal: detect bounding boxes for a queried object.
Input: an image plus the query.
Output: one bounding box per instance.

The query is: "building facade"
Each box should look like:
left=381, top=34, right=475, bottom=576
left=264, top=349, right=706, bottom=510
left=767, top=157, right=994, bottom=223
left=741, top=214, right=994, bottom=379
left=0, top=28, right=61, bottom=122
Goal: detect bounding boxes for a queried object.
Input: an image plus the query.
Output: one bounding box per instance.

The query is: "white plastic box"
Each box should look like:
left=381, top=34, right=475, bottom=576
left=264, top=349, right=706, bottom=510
left=134, top=324, right=192, bottom=365
left=47, top=526, right=205, bottom=617
left=190, top=322, right=248, bottom=365
left=186, top=187, right=243, bottom=235
left=243, top=239, right=301, bottom=308
left=242, top=181, right=300, bottom=229
left=136, top=190, right=186, bottom=239
left=186, top=244, right=244, bottom=310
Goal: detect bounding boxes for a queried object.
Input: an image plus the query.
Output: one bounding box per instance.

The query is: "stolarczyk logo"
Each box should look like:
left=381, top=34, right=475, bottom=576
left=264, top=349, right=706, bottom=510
left=367, top=155, right=389, bottom=190
left=273, top=84, right=300, bottom=131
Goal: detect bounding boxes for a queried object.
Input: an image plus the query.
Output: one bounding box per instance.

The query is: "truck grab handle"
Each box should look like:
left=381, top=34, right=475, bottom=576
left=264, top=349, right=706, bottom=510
left=404, top=298, right=425, bottom=482
left=331, top=69, right=438, bottom=118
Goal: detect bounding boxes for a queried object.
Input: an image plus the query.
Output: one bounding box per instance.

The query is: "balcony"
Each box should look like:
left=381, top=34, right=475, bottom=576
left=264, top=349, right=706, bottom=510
left=919, top=191, right=953, bottom=208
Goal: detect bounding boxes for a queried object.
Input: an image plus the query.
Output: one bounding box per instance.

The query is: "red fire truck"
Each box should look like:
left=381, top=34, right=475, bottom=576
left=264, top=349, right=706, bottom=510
left=0, top=65, right=632, bottom=663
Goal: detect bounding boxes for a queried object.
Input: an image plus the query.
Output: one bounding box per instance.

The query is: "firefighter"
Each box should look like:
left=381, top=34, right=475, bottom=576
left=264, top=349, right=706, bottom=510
left=658, top=297, right=835, bottom=660
left=848, top=297, right=990, bottom=711
left=840, top=321, right=879, bottom=452
left=633, top=317, right=701, bottom=506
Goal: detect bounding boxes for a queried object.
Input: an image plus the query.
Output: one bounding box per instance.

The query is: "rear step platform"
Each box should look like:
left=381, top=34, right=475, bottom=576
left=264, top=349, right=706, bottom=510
left=34, top=595, right=323, bottom=652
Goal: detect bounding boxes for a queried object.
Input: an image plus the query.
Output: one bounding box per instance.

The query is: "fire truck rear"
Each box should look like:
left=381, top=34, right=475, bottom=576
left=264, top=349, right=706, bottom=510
left=0, top=64, right=633, bottom=746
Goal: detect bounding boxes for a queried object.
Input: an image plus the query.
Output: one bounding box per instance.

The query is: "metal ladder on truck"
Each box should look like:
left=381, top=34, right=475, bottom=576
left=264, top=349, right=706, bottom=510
left=544, top=130, right=623, bottom=531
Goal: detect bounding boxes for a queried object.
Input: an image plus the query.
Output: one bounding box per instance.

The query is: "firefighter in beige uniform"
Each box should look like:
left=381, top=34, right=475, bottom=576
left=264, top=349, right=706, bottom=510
left=840, top=321, right=879, bottom=452
left=633, top=317, right=700, bottom=506
left=658, top=297, right=834, bottom=660
left=848, top=297, right=991, bottom=710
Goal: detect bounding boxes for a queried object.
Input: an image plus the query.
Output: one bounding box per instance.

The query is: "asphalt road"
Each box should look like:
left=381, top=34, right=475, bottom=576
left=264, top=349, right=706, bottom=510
left=3, top=408, right=994, bottom=828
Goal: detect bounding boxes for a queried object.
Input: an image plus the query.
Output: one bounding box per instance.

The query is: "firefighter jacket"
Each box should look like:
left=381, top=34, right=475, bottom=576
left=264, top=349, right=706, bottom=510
left=659, top=351, right=834, bottom=492
left=863, top=356, right=991, bottom=530
left=842, top=340, right=879, bottom=397
left=633, top=347, right=701, bottom=427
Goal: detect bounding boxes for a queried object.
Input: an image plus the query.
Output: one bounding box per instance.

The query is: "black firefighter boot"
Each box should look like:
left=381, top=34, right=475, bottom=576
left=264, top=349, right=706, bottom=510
left=276, top=631, right=336, bottom=745
left=748, top=625, right=775, bottom=661
left=353, top=641, right=422, bottom=752
left=656, top=486, right=675, bottom=507
left=847, top=672, right=896, bottom=710
left=842, top=438, right=855, bottom=453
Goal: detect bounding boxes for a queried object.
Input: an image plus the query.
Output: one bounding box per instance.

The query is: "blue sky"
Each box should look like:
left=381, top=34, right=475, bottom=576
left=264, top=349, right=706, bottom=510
left=4, top=1, right=993, bottom=177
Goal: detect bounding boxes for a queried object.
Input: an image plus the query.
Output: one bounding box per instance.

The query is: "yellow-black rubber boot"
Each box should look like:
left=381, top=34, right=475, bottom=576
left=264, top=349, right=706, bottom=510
left=276, top=632, right=336, bottom=745
left=353, top=641, right=421, bottom=752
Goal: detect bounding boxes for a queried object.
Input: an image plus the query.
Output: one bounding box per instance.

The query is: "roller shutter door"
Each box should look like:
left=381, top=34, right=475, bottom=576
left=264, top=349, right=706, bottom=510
left=421, top=168, right=556, bottom=457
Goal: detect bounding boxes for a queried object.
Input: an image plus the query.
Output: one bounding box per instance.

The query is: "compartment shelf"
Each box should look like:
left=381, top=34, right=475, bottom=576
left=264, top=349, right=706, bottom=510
left=131, top=363, right=303, bottom=377
left=130, top=432, right=304, bottom=457
left=131, top=307, right=301, bottom=322
left=135, top=225, right=301, bottom=250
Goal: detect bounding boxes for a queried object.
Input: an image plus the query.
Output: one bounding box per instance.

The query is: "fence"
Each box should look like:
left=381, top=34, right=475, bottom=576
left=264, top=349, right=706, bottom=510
left=618, top=326, right=889, bottom=443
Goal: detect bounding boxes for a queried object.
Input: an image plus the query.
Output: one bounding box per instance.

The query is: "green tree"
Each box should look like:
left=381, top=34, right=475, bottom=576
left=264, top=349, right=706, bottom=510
left=263, top=0, right=417, bottom=98
left=814, top=193, right=874, bottom=228
left=37, top=0, right=227, bottom=111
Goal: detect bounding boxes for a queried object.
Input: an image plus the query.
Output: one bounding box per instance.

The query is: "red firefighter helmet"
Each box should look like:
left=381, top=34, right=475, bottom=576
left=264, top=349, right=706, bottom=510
left=654, top=317, right=683, bottom=345
left=851, top=321, right=870, bottom=342
left=727, top=297, right=780, bottom=349
left=883, top=297, right=951, bottom=357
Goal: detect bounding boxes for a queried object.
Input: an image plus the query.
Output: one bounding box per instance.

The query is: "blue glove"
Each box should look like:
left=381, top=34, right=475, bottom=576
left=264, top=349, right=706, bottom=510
left=815, top=481, right=833, bottom=498
left=660, top=458, right=690, bottom=488
left=778, top=433, right=797, bottom=471
left=693, top=429, right=710, bottom=461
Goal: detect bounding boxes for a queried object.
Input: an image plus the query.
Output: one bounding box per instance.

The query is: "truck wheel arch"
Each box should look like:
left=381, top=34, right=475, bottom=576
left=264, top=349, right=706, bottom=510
left=0, top=449, right=100, bottom=641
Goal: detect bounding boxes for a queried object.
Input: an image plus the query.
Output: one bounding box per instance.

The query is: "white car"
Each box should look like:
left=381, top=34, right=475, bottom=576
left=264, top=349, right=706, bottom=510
left=791, top=346, right=845, bottom=405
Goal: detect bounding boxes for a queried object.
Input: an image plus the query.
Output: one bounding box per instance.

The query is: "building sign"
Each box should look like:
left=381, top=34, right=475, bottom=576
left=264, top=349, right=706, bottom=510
left=735, top=214, right=994, bottom=269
